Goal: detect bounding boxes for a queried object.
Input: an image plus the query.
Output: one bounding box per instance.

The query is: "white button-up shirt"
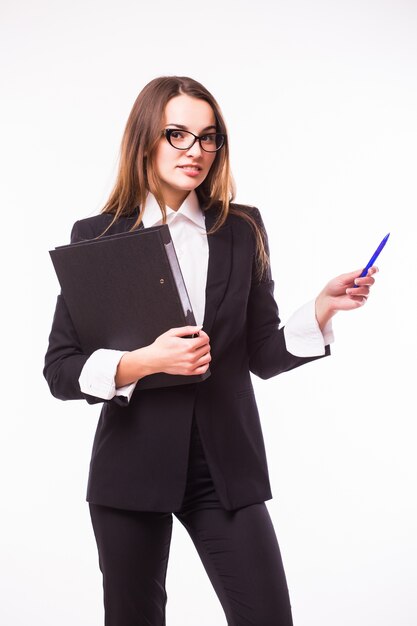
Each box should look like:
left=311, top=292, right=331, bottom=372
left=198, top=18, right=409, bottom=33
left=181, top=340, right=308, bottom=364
left=79, top=191, right=333, bottom=401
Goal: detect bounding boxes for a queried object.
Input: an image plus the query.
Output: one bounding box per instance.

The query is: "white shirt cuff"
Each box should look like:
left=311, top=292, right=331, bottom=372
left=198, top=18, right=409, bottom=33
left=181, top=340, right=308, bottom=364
left=79, top=349, right=137, bottom=402
left=283, top=300, right=334, bottom=357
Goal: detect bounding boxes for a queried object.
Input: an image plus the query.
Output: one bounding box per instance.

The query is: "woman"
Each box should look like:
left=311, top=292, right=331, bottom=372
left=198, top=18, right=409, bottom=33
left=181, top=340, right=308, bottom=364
left=44, top=76, right=377, bottom=625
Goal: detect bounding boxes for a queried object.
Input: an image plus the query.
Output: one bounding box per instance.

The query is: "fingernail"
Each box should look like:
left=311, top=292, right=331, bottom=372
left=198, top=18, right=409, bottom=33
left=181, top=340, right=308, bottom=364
left=354, top=278, right=359, bottom=285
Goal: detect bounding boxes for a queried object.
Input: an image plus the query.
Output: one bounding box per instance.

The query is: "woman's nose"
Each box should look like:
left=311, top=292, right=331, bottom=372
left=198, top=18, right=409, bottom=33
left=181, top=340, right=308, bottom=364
left=186, top=140, right=203, bottom=157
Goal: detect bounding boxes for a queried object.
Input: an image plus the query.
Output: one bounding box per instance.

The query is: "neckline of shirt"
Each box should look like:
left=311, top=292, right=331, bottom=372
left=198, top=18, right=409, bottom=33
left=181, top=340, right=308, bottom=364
left=142, top=190, right=205, bottom=230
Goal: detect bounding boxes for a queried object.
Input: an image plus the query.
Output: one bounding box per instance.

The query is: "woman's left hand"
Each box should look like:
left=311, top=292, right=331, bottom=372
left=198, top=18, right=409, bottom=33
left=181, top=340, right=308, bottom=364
left=315, top=266, right=379, bottom=331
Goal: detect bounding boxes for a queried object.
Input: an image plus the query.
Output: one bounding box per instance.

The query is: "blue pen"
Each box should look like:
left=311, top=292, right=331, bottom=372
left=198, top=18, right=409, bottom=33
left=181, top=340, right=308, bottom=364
left=355, top=233, right=390, bottom=284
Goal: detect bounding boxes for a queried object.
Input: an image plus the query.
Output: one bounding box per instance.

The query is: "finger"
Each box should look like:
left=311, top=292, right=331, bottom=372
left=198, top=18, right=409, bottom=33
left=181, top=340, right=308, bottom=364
left=354, top=275, right=375, bottom=287
left=337, top=269, right=365, bottom=287
left=194, top=362, right=210, bottom=374
left=341, top=266, right=378, bottom=289
left=344, top=295, right=367, bottom=307
left=197, top=352, right=212, bottom=366
left=186, top=352, right=211, bottom=374
left=195, top=350, right=211, bottom=366
left=169, top=325, right=203, bottom=337
left=192, top=333, right=210, bottom=347
left=341, top=268, right=365, bottom=281
left=183, top=361, right=210, bottom=376
left=350, top=265, right=379, bottom=284
left=181, top=332, right=210, bottom=352
left=192, top=344, right=211, bottom=360
left=346, top=287, right=370, bottom=297
left=338, top=265, right=379, bottom=286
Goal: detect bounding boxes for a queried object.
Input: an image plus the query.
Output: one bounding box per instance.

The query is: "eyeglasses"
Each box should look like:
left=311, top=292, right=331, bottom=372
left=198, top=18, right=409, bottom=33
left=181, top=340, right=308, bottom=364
left=162, top=128, right=226, bottom=153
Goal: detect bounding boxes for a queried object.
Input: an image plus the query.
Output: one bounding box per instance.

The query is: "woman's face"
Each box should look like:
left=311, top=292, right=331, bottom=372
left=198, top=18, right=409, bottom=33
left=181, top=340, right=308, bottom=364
left=154, top=94, right=217, bottom=210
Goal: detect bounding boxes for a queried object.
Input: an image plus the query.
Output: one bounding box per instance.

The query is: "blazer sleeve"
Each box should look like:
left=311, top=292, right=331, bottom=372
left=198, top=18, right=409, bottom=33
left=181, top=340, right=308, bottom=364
left=43, top=220, right=106, bottom=404
left=246, top=208, right=330, bottom=379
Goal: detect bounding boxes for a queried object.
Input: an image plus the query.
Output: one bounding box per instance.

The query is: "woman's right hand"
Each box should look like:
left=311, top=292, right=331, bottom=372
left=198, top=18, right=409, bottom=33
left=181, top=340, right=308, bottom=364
left=115, top=326, right=211, bottom=387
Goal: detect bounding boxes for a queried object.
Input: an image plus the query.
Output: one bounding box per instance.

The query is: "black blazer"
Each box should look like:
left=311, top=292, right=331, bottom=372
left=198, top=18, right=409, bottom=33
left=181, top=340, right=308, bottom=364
left=44, top=204, right=330, bottom=512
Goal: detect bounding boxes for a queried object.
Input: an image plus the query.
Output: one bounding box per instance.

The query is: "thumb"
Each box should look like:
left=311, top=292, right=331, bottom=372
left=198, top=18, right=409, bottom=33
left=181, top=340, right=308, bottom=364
left=339, top=268, right=364, bottom=283
left=169, top=325, right=204, bottom=337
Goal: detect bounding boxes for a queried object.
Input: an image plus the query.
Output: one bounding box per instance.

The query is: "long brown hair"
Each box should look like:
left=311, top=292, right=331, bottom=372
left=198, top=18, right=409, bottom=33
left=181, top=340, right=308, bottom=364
left=101, top=76, right=269, bottom=278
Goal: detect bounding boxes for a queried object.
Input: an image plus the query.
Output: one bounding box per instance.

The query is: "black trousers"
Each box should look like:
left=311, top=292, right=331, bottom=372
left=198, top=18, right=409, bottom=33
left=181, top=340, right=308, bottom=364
left=89, top=419, right=293, bottom=626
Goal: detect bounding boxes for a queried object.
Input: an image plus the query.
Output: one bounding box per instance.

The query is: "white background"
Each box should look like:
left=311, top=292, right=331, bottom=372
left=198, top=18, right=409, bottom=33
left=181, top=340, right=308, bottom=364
left=1, top=0, right=416, bottom=624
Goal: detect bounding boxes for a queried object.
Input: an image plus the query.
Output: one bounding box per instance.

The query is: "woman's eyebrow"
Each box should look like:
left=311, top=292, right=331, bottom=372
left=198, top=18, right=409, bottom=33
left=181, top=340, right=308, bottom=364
left=166, top=123, right=217, bottom=131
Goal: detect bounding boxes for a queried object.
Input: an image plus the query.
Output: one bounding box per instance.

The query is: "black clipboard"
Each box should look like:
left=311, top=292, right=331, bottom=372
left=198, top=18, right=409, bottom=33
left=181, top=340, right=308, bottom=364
left=49, top=224, right=210, bottom=390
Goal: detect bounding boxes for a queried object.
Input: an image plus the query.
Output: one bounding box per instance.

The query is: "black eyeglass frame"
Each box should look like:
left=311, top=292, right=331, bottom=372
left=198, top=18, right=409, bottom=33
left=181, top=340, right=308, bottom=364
left=162, top=128, right=226, bottom=153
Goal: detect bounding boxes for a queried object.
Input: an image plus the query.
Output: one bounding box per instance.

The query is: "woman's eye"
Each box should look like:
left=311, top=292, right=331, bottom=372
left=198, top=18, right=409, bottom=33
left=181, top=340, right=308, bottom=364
left=171, top=131, right=184, bottom=139
left=201, top=134, right=216, bottom=143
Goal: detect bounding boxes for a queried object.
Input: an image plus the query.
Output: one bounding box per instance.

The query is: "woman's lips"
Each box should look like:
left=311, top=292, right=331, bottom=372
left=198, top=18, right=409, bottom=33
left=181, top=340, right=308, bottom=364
left=177, top=165, right=202, bottom=177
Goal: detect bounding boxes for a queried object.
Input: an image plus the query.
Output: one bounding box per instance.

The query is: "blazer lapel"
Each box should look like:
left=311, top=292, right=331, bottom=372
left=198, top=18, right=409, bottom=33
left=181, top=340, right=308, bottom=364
left=202, top=207, right=232, bottom=336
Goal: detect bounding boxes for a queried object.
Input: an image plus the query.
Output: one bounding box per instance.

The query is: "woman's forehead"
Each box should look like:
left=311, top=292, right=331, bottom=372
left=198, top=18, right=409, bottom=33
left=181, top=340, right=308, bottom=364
left=164, top=95, right=216, bottom=129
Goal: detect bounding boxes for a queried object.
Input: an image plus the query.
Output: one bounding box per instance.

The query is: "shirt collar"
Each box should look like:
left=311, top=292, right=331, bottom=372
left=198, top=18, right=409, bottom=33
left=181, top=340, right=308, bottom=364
left=142, top=190, right=205, bottom=229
